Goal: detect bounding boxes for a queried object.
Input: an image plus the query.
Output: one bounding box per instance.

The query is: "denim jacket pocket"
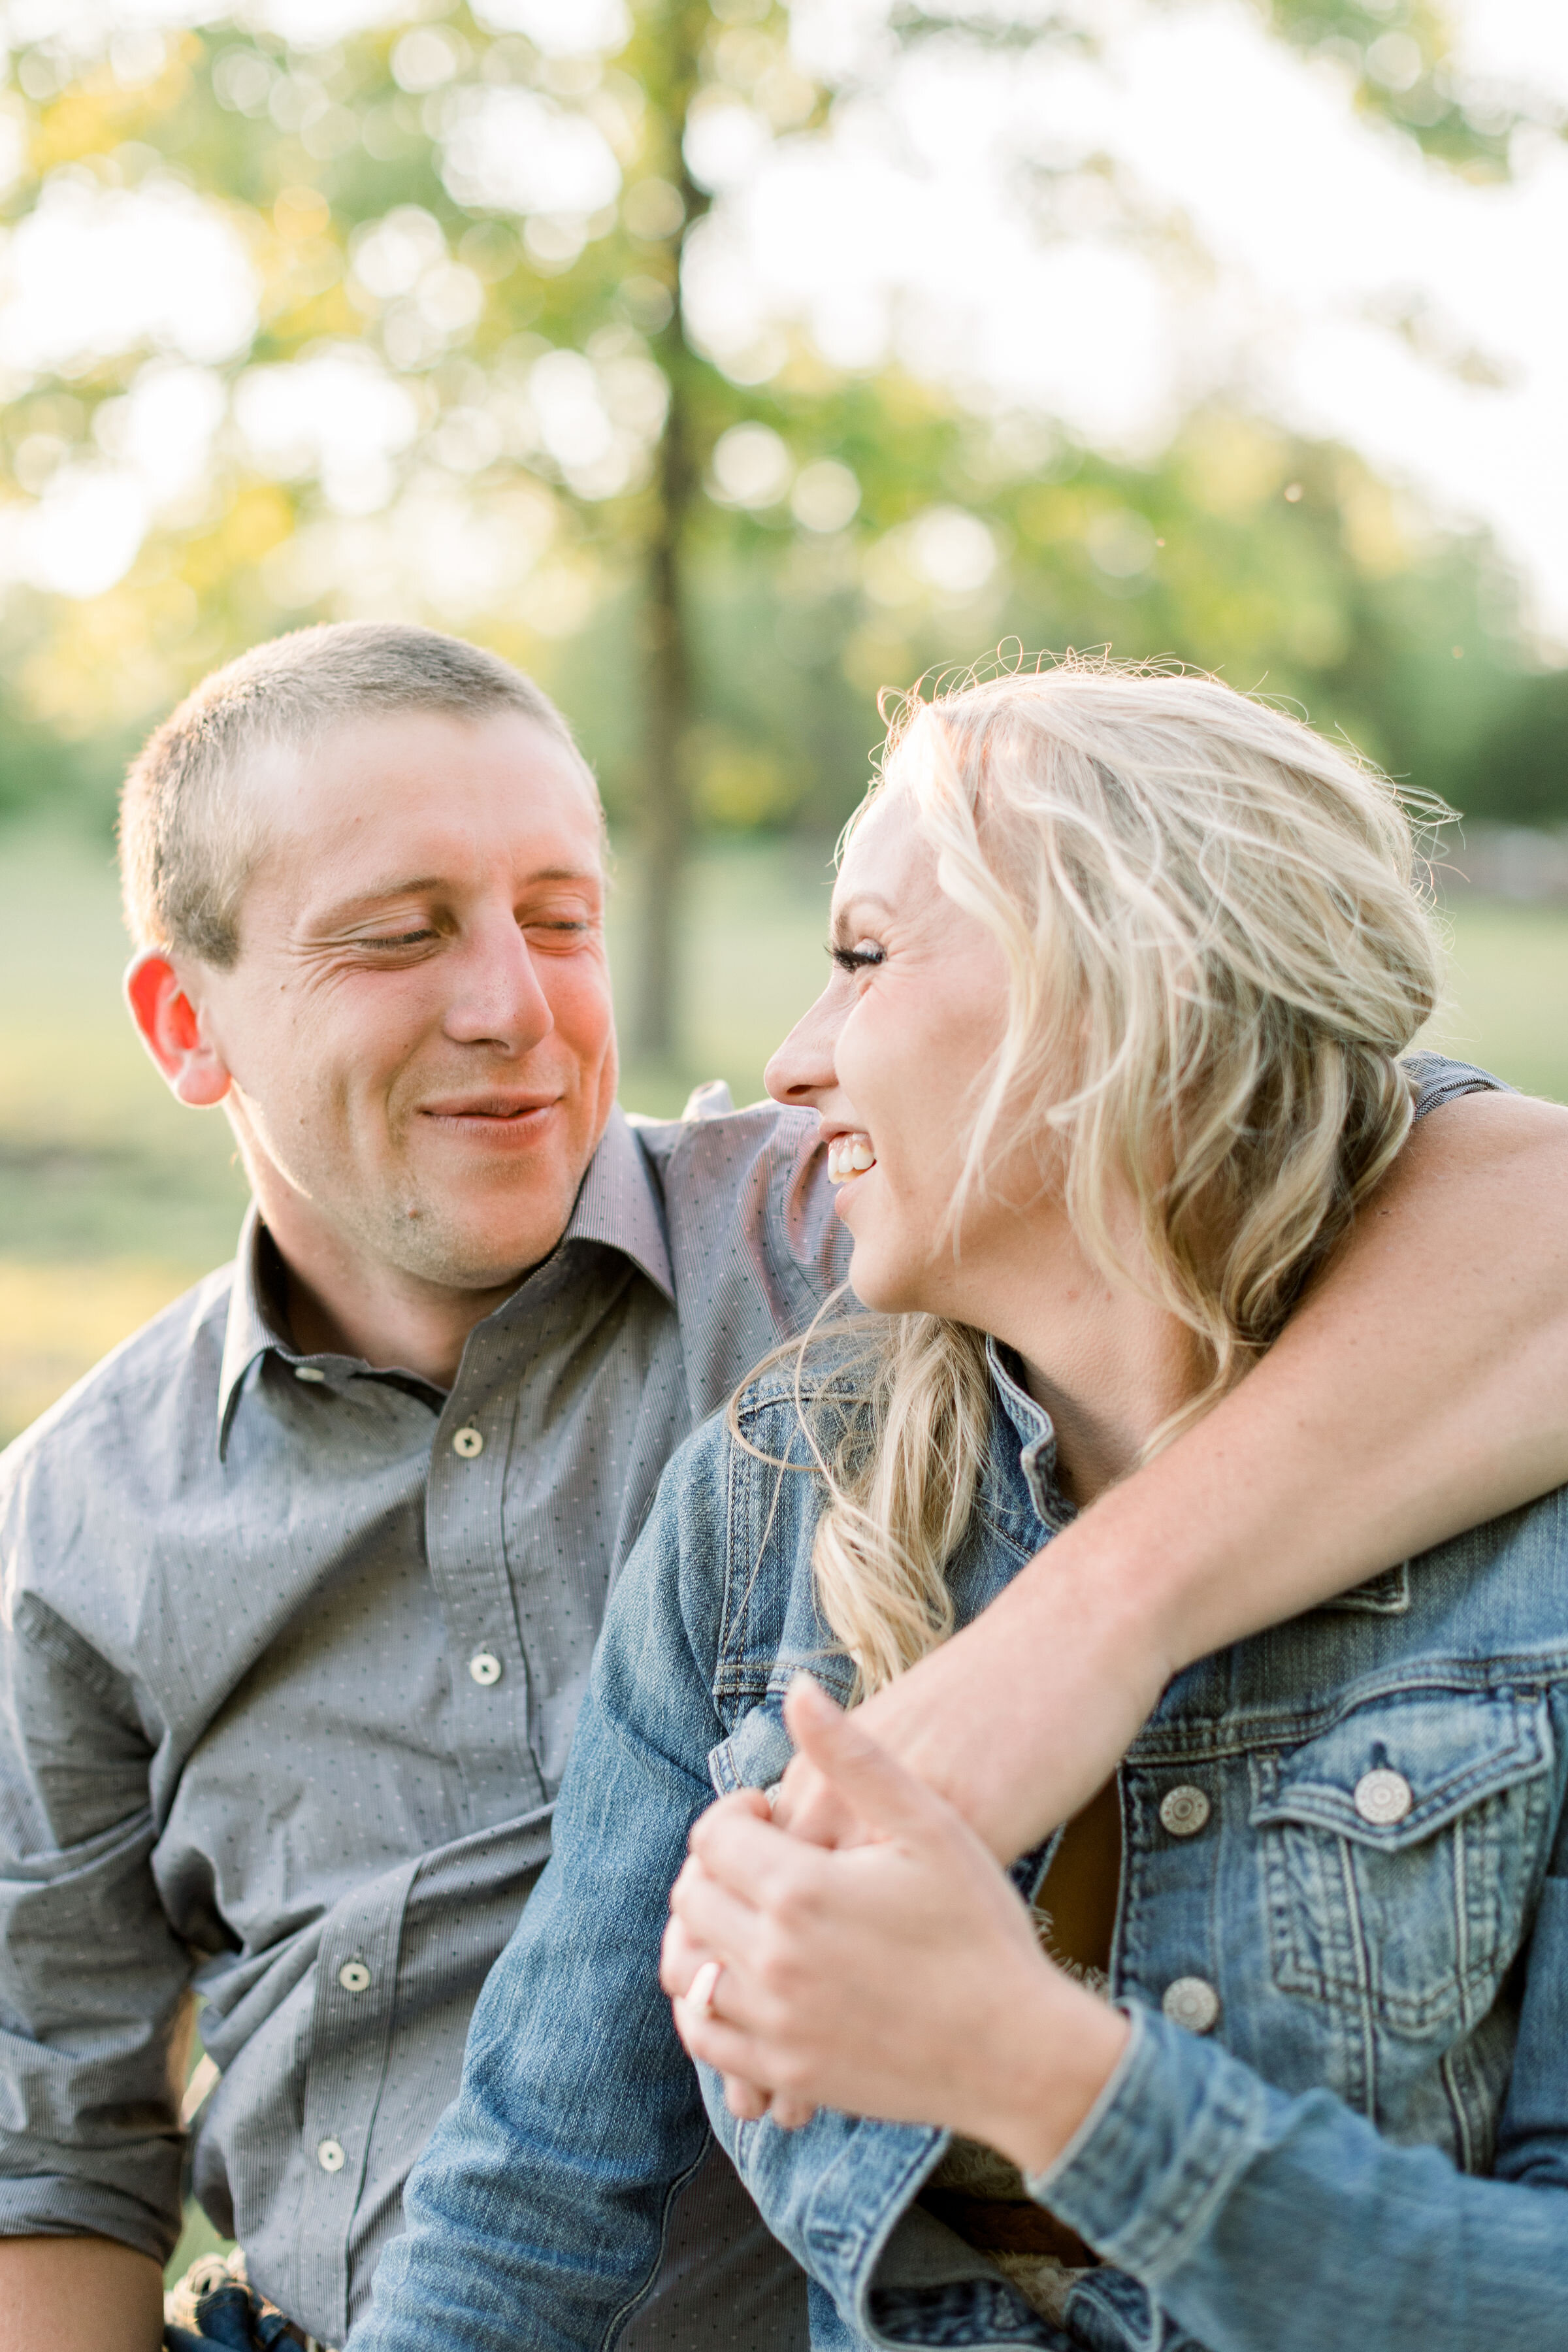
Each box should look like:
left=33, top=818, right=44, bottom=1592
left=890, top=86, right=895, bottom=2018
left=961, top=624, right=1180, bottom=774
left=1249, top=1685, right=1554, bottom=2037
left=707, top=1650, right=858, bottom=1797
left=708, top=1699, right=796, bottom=1797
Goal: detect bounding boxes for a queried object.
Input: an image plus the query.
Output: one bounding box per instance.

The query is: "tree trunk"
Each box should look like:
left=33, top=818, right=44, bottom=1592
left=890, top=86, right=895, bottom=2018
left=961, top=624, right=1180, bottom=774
left=634, top=370, right=693, bottom=1064
left=632, top=0, right=709, bottom=1068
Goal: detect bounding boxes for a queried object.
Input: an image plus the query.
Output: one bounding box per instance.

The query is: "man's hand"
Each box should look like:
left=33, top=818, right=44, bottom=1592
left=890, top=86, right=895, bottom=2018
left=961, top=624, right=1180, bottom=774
left=0, top=2234, right=164, bottom=2352
left=768, top=1550, right=1163, bottom=1860
left=666, top=1677, right=1128, bottom=2171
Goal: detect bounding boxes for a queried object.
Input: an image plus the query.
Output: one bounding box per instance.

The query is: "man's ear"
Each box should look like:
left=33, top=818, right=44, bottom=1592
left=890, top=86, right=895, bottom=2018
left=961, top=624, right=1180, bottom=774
left=124, top=950, right=234, bottom=1107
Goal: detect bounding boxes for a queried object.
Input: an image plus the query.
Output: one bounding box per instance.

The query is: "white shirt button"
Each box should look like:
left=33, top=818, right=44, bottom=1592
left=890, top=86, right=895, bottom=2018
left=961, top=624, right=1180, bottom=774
left=468, top=1650, right=503, bottom=1687
left=293, top=1365, right=327, bottom=1384
left=451, top=1426, right=484, bottom=1459
left=1162, top=1976, right=1221, bottom=2034
left=317, top=2137, right=346, bottom=2173
left=1158, top=1786, right=1211, bottom=1838
left=1354, top=1767, right=1413, bottom=1825
left=337, top=1960, right=372, bottom=1994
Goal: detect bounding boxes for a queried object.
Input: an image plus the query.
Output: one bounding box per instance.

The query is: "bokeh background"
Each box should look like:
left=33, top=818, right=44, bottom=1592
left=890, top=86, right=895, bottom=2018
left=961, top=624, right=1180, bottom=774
left=2, top=0, right=1567, bottom=1463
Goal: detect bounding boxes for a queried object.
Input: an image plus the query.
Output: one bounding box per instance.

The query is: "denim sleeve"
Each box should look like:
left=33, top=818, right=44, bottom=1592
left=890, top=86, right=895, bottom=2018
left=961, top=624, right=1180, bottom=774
left=346, top=1418, right=736, bottom=2352
left=1032, top=1874, right=1568, bottom=2352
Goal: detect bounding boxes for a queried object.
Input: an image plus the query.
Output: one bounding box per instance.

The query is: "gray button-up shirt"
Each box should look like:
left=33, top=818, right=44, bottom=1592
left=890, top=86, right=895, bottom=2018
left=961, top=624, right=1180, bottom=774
left=0, top=1096, right=845, bottom=2345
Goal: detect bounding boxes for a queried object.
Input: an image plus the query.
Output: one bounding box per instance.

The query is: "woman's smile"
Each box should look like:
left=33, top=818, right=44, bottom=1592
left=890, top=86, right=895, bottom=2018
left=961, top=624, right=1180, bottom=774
left=825, top=1131, right=877, bottom=1184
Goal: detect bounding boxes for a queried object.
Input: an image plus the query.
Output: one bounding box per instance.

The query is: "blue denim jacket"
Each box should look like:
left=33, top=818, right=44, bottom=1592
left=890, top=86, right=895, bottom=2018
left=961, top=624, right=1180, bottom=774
left=351, top=1339, right=1568, bottom=2352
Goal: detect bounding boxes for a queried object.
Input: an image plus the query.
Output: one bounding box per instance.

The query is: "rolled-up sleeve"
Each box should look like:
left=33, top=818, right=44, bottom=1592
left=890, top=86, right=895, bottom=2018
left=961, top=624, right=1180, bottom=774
left=0, top=1571, right=191, bottom=2259
left=1028, top=1992, right=1568, bottom=2352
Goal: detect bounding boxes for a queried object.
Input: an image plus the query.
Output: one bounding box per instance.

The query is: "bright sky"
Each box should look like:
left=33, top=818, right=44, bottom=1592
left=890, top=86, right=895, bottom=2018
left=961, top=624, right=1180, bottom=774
left=741, top=0, right=1568, bottom=642
left=1, top=0, right=1565, bottom=644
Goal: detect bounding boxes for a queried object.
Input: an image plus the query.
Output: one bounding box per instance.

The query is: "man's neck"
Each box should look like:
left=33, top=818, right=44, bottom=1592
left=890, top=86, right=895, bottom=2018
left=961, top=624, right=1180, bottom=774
left=279, top=1253, right=523, bottom=1390
left=251, top=1190, right=534, bottom=1390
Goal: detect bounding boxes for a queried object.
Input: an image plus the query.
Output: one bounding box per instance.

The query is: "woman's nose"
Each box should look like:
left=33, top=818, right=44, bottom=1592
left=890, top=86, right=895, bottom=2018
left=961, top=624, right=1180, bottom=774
left=765, top=987, right=840, bottom=1107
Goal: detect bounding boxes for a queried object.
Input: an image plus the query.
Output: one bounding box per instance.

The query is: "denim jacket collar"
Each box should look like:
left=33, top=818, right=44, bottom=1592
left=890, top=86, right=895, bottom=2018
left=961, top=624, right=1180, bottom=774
left=984, top=1335, right=1077, bottom=1535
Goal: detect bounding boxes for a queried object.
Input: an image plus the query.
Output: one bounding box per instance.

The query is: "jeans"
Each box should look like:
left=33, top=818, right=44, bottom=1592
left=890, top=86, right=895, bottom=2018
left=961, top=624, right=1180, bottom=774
left=172, top=2142, right=808, bottom=2352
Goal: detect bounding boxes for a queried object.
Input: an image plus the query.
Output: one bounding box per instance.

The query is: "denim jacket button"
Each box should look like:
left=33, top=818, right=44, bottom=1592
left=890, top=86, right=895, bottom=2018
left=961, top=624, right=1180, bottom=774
left=1158, top=1785, right=1211, bottom=1838
left=1354, top=1767, right=1413, bottom=1826
left=1162, top=1975, right=1221, bottom=2034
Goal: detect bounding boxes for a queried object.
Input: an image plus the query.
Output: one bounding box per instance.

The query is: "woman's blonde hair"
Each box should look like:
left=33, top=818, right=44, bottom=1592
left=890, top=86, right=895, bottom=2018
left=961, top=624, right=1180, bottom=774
left=755, top=655, right=1446, bottom=1697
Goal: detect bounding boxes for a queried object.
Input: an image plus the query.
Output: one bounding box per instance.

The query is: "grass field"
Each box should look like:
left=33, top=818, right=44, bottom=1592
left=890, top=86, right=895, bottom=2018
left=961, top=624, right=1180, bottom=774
left=1, top=823, right=1565, bottom=1448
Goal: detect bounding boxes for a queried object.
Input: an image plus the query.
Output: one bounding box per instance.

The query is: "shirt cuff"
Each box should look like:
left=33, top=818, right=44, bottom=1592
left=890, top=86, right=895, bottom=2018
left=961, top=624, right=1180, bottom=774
left=0, top=2174, right=184, bottom=2266
left=1023, top=2002, right=1274, bottom=2284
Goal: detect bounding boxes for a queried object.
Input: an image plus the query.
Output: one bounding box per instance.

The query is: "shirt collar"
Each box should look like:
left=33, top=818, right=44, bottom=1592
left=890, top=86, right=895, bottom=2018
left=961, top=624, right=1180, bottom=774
left=216, top=1203, right=293, bottom=1454
left=214, top=1106, right=674, bottom=1456
left=984, top=1333, right=1068, bottom=1527
left=561, top=1103, right=674, bottom=1303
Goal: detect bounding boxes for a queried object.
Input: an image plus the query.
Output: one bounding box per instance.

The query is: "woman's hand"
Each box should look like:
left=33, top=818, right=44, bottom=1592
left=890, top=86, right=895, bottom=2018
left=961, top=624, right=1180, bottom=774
left=664, top=1675, right=1128, bottom=2172
left=660, top=1787, right=774, bottom=2121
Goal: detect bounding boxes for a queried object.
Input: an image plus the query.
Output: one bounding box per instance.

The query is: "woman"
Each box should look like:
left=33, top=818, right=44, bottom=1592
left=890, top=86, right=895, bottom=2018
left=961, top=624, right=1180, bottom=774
left=353, top=664, right=1568, bottom=2352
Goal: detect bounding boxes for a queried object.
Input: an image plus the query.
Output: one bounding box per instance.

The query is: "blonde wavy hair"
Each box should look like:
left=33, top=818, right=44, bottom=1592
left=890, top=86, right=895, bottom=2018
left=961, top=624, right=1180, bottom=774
left=743, top=656, right=1446, bottom=1697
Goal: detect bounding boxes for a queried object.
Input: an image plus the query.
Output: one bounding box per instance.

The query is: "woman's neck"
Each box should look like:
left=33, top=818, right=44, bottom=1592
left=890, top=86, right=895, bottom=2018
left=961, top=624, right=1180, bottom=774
left=977, top=1222, right=1205, bottom=1509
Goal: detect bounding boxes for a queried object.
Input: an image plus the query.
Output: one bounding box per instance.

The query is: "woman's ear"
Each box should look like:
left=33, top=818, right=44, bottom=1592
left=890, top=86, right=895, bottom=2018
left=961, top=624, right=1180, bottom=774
left=124, top=950, right=234, bottom=1107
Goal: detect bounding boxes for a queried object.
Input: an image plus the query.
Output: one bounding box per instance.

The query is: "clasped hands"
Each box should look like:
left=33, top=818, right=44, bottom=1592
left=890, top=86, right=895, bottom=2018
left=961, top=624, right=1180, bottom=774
left=659, top=1673, right=1131, bottom=2182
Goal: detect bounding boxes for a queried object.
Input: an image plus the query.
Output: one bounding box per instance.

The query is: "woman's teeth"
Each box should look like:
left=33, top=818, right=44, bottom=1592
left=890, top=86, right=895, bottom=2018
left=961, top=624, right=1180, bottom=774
left=826, top=1133, right=877, bottom=1184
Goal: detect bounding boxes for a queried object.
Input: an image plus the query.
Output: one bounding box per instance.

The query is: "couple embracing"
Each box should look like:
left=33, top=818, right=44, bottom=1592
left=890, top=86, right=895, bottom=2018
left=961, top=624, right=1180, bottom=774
left=3, top=621, right=1566, bottom=2352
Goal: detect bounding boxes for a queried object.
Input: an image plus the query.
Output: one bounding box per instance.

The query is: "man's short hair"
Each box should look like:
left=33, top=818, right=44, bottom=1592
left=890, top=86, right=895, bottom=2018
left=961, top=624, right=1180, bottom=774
left=119, top=619, right=598, bottom=967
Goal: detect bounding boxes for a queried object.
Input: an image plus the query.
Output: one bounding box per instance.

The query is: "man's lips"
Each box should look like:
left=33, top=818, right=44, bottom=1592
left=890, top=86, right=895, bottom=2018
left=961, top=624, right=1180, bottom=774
left=418, top=1094, right=562, bottom=1128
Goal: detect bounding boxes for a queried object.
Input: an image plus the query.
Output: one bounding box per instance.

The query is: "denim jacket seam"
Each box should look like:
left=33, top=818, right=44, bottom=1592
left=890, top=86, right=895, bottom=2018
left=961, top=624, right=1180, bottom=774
left=813, top=2128, right=952, bottom=2343
left=970, top=1499, right=1038, bottom=1564
left=1107, top=2072, right=1273, bottom=2283
left=728, top=1373, right=865, bottom=1431
left=714, top=1422, right=744, bottom=1722
left=602, top=2140, right=714, bottom=2350
left=713, top=1437, right=795, bottom=1722
left=1130, top=1662, right=1568, bottom=1766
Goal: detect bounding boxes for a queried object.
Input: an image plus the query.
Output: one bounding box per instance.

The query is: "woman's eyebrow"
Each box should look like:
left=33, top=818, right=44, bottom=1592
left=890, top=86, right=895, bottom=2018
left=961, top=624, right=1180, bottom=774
left=830, top=890, right=895, bottom=941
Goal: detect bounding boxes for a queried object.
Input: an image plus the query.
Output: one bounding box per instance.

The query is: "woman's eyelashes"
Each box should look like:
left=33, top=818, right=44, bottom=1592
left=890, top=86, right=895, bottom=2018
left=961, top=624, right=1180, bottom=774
left=828, top=938, right=886, bottom=976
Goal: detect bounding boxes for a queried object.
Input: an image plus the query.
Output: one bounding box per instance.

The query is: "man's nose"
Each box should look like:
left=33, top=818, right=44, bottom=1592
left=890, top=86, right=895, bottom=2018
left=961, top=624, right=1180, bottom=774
left=765, top=987, right=840, bottom=1107
left=442, top=914, right=553, bottom=1052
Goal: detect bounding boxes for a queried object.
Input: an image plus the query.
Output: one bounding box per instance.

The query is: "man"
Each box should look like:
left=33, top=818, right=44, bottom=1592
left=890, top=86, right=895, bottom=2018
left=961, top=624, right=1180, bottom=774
left=1, top=623, right=838, bottom=2352
left=0, top=621, right=1563, bottom=2352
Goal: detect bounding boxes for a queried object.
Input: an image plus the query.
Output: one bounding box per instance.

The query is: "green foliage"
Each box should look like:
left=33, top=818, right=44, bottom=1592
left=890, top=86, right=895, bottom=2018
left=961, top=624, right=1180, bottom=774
left=0, top=0, right=1561, bottom=870
left=1263, top=2, right=1511, bottom=172
left=1460, top=668, right=1568, bottom=826
left=556, top=395, right=1561, bottom=834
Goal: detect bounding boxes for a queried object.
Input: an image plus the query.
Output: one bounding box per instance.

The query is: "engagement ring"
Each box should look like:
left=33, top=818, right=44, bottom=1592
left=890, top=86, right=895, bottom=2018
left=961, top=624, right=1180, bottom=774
left=687, top=1959, right=723, bottom=2017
